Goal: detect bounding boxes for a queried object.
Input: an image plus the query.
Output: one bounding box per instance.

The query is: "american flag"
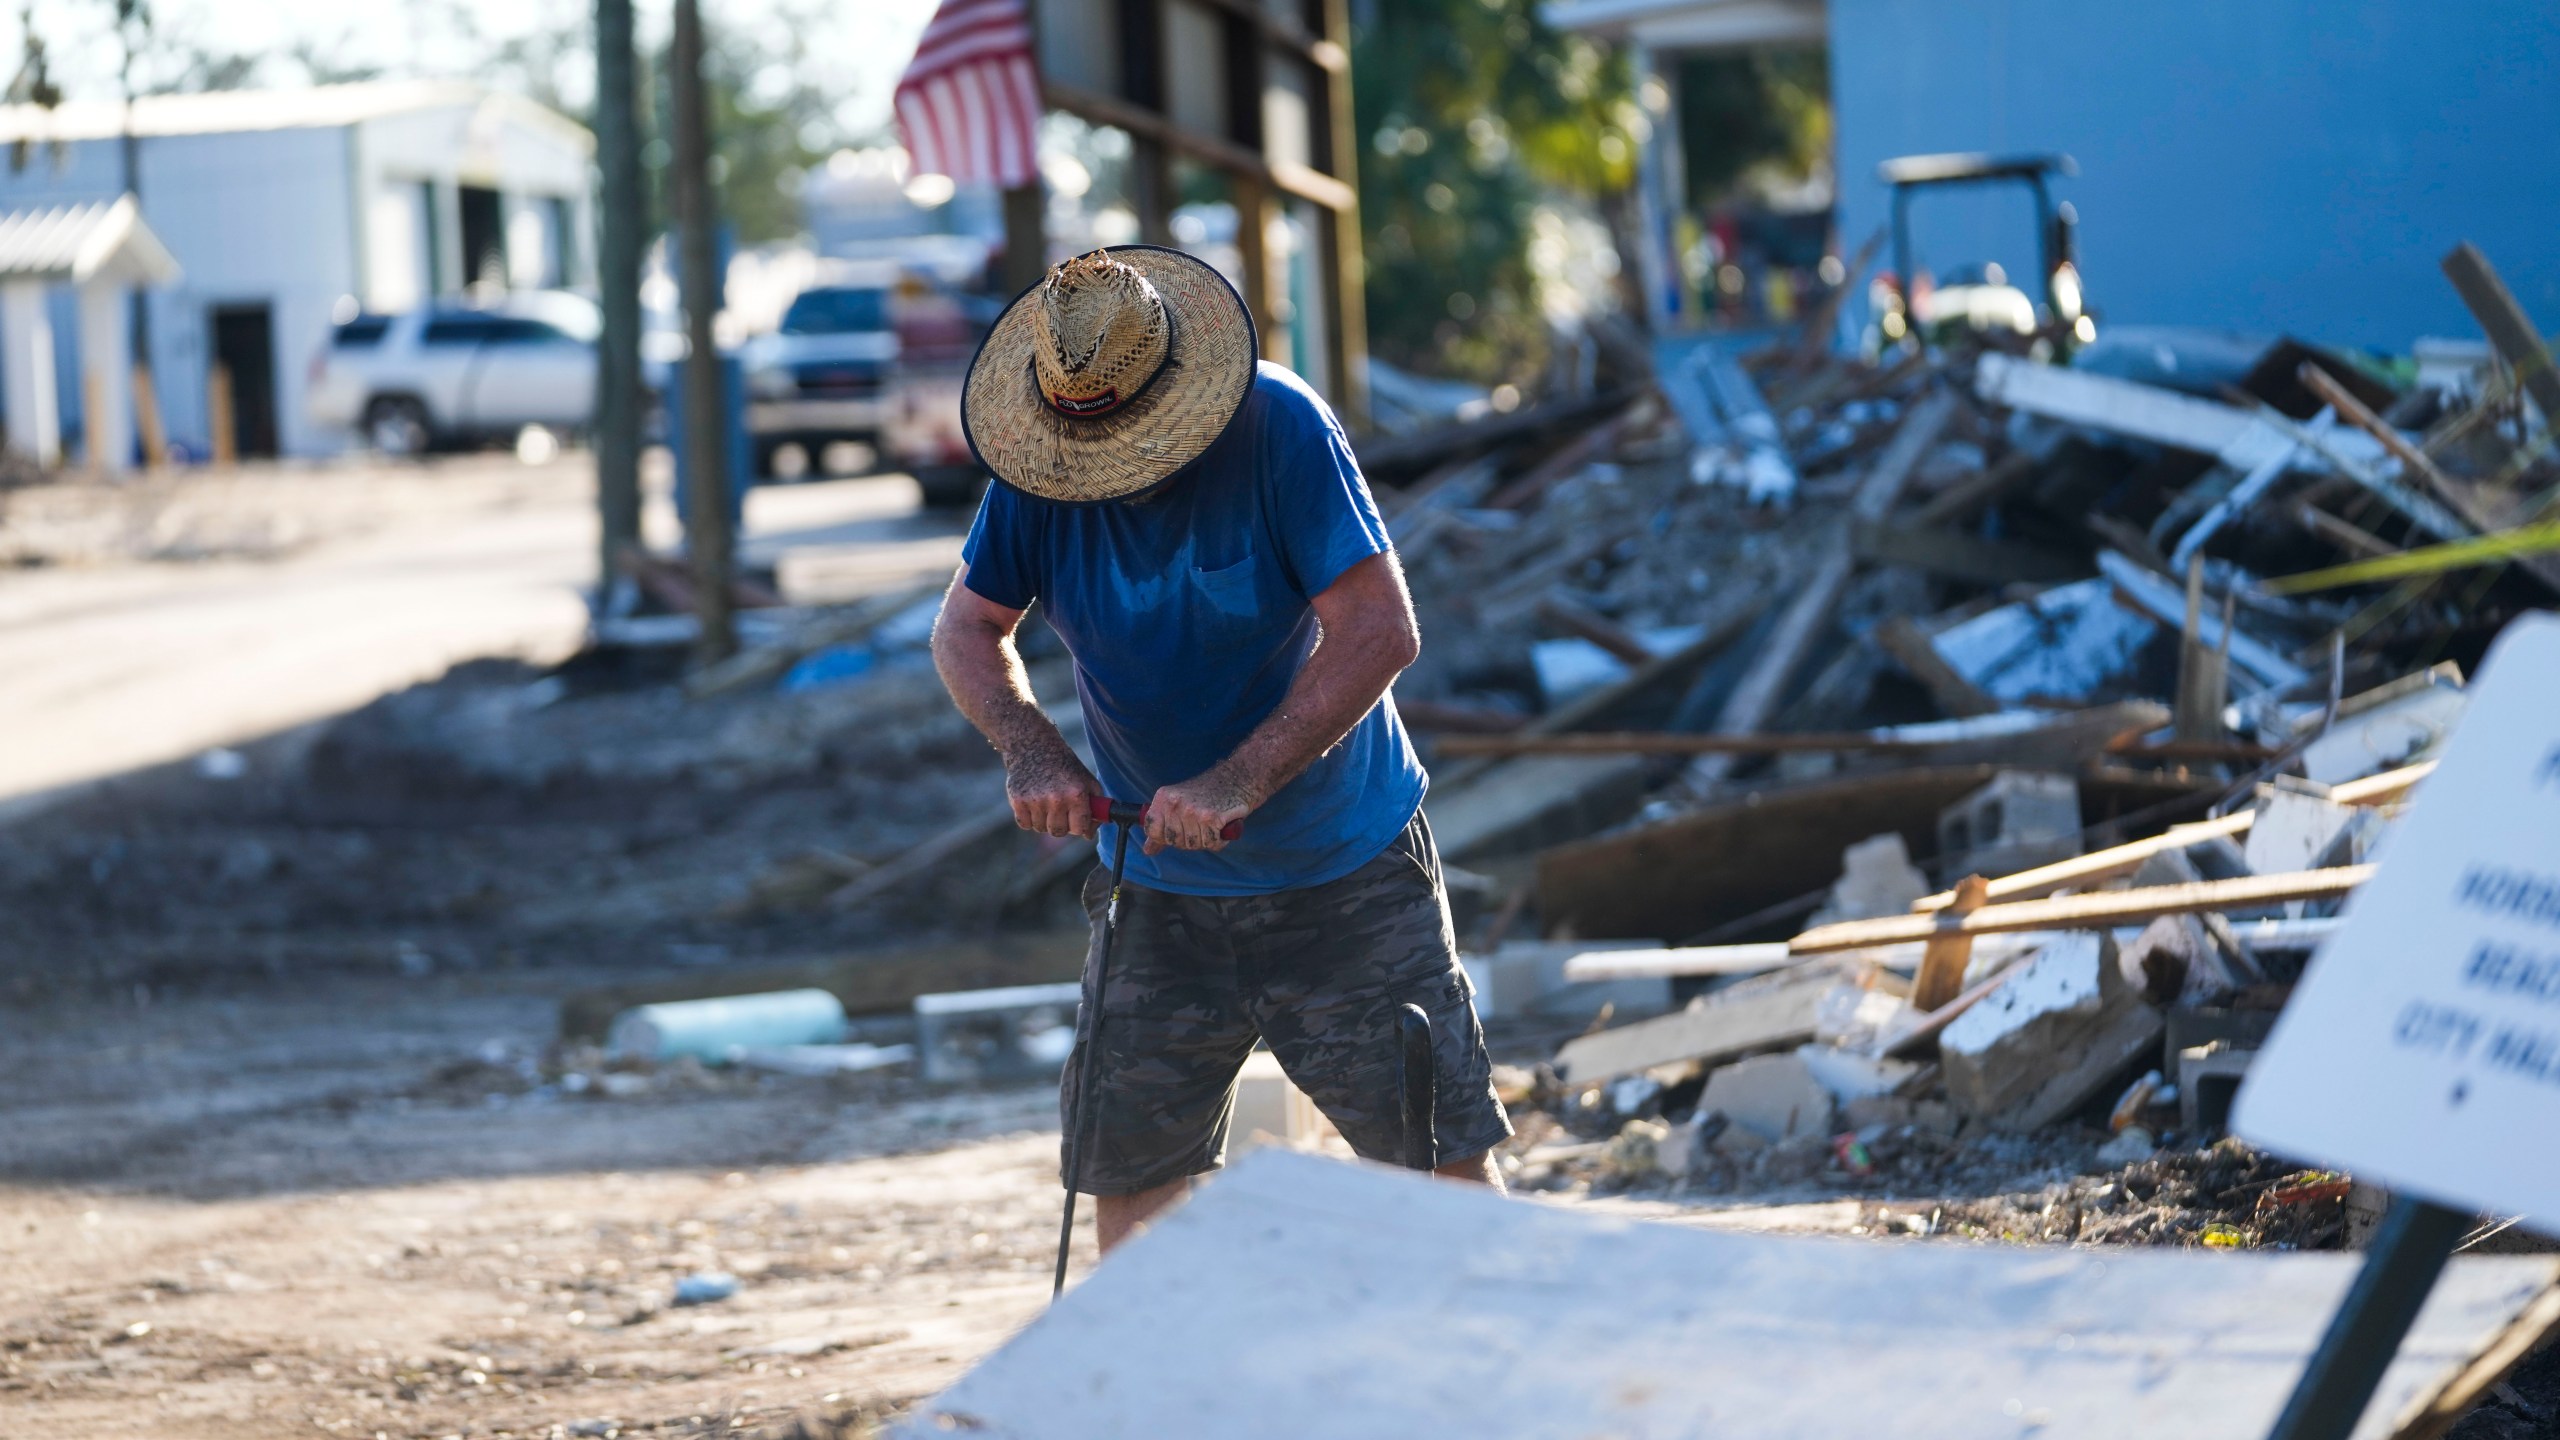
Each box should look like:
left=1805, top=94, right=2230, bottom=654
left=895, top=0, right=1044, bottom=189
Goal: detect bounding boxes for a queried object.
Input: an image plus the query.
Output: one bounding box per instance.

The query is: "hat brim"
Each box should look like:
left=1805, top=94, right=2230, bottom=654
left=961, top=245, right=1259, bottom=505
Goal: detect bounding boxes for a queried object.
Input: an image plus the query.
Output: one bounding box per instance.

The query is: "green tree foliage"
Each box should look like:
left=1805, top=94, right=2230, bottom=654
left=1674, top=46, right=1829, bottom=202
left=1352, top=0, right=1639, bottom=384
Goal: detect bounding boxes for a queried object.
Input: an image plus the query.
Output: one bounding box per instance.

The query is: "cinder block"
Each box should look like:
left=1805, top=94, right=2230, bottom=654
left=1937, top=771, right=2080, bottom=879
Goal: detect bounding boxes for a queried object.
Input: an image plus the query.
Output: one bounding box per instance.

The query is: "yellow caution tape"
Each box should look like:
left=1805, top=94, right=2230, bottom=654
left=2263, top=518, right=2560, bottom=595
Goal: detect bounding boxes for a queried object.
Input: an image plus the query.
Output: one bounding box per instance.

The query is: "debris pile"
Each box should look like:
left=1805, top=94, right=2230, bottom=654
left=1363, top=240, right=2560, bottom=1241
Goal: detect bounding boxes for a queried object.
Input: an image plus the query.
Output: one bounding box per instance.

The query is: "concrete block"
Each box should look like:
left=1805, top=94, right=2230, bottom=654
left=1940, top=932, right=2162, bottom=1130
left=2178, top=1043, right=2255, bottom=1135
left=1697, top=1052, right=1835, bottom=1145
left=915, top=981, right=1081, bottom=1083
left=1229, top=1050, right=1337, bottom=1159
left=1936, top=771, right=2080, bottom=880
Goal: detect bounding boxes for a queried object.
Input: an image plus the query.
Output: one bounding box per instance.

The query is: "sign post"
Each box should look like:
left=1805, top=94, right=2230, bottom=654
left=2237, top=611, right=2560, bottom=1440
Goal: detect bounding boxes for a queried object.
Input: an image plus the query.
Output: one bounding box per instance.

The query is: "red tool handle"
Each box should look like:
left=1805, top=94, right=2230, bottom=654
left=1089, top=796, right=1244, bottom=841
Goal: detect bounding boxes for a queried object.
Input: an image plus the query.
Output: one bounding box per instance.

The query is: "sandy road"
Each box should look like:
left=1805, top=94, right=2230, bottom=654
left=0, top=456, right=966, bottom=820
left=0, top=974, right=1071, bottom=1439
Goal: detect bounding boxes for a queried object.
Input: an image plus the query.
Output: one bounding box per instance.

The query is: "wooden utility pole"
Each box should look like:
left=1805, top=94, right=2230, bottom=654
left=593, top=0, right=645, bottom=603
left=668, top=0, right=735, bottom=664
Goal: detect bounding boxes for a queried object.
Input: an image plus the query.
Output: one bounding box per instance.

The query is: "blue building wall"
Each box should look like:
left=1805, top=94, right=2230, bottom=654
left=1827, top=1, right=2560, bottom=352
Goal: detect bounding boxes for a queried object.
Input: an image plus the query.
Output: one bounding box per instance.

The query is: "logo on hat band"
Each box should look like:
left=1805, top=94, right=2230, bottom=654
left=1047, top=386, right=1123, bottom=417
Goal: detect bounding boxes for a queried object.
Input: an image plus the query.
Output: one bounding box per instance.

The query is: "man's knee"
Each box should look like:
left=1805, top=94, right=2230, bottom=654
left=1096, top=1177, right=1191, bottom=1252
left=1434, top=1148, right=1505, bottom=1192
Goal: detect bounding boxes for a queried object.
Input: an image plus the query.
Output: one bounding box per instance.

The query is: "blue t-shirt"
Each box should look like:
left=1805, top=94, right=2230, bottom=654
left=960, top=362, right=1427, bottom=896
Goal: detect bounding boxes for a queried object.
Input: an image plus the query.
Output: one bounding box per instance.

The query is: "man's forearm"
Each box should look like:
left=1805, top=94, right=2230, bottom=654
left=933, top=613, right=1073, bottom=767
left=1205, top=617, right=1411, bottom=808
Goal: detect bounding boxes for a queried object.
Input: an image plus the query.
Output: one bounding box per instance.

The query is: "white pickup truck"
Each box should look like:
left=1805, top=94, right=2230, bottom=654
left=306, top=292, right=603, bottom=455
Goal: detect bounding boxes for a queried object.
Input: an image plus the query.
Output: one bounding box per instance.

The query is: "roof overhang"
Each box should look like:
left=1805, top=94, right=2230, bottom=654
left=1542, top=0, right=1823, bottom=51
left=0, top=195, right=181, bottom=287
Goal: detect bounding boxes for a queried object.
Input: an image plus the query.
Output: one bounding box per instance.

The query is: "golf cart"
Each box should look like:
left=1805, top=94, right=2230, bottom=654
left=1872, top=152, right=2095, bottom=360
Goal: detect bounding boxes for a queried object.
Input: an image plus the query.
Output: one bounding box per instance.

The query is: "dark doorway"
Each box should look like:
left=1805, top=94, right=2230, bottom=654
left=458, top=185, right=508, bottom=292
left=210, top=303, right=279, bottom=459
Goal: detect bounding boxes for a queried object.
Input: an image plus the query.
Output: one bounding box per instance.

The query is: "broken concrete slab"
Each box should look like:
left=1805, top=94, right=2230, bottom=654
left=1939, top=932, right=2163, bottom=1130
left=902, top=1148, right=2560, bottom=1440
left=1554, top=962, right=1843, bottom=1085
left=2242, top=784, right=2362, bottom=877
left=2119, top=913, right=2250, bottom=1009
left=1698, top=1051, right=1835, bottom=1144
left=1796, top=1044, right=1928, bottom=1104
left=914, top=982, right=1081, bottom=1083
left=1806, top=832, right=1931, bottom=928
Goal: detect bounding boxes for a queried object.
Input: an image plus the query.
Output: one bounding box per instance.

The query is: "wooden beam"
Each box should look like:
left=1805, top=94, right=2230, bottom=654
left=1534, top=595, right=1653, bottom=667
left=2441, top=241, right=2560, bottom=422
left=1686, top=391, right=1959, bottom=788
left=1439, top=730, right=1950, bottom=757
left=1907, top=759, right=2433, bottom=912
left=1044, top=80, right=1356, bottom=213
left=1792, top=866, right=2377, bottom=955
left=1911, top=874, right=1987, bottom=1009
left=1872, top=614, right=2001, bottom=718
left=2292, top=500, right=2397, bottom=559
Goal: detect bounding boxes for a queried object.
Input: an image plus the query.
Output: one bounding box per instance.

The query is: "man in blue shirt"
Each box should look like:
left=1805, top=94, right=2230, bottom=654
left=932, top=247, right=1509, bottom=1254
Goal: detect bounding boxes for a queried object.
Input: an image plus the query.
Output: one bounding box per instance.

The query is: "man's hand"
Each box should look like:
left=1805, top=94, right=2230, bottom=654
left=1005, top=736, right=1102, bottom=839
left=1143, top=769, right=1258, bottom=855
left=934, top=568, right=1101, bottom=842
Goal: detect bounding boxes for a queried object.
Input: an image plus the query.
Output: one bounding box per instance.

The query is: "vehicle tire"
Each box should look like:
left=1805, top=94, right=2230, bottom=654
left=364, top=396, right=433, bottom=458
left=912, top=465, right=987, bottom=510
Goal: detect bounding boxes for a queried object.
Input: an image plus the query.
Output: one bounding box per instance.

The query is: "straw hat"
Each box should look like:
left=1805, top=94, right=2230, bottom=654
left=962, top=245, right=1259, bottom=504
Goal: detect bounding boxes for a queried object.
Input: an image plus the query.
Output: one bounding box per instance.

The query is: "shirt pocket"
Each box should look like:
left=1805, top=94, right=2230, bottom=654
left=1188, top=556, right=1261, bottom=621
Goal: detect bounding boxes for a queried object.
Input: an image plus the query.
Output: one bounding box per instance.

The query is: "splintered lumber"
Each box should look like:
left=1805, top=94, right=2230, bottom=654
left=1433, top=592, right=1769, bottom=792
left=2442, top=241, right=2560, bottom=421
left=1908, top=759, right=2434, bottom=911
left=1685, top=389, right=1959, bottom=789
left=1872, top=614, right=2001, bottom=718
left=2299, top=357, right=2560, bottom=597
left=825, top=802, right=1021, bottom=911
left=1535, top=593, right=1653, bottom=666
left=910, top=1148, right=2560, bottom=1440
left=1791, top=866, right=2376, bottom=956
left=1552, top=962, right=1840, bottom=1083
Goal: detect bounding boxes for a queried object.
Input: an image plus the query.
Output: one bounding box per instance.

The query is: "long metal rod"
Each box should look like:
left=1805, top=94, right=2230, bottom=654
left=1053, top=823, right=1133, bottom=1299
left=2265, top=1197, right=2470, bottom=1440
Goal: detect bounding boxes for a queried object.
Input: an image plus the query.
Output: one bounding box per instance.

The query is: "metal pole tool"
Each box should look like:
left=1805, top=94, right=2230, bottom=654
left=1052, top=797, right=1242, bottom=1300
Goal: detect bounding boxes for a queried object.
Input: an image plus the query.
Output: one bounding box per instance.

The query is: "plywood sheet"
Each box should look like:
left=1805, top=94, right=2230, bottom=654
left=904, top=1151, right=2558, bottom=1440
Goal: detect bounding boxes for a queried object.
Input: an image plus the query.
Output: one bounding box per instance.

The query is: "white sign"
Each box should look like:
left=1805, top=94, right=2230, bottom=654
left=2237, top=612, right=2560, bottom=1225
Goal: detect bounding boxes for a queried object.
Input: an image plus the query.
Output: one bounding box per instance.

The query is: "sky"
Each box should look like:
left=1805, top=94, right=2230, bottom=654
left=15, top=0, right=942, bottom=135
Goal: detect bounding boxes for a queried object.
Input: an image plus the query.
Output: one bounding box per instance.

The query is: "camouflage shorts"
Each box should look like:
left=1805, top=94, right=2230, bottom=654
left=1060, top=810, right=1512, bottom=1195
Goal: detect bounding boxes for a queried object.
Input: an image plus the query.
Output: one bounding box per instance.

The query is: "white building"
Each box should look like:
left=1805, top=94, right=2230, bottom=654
left=0, top=82, right=594, bottom=461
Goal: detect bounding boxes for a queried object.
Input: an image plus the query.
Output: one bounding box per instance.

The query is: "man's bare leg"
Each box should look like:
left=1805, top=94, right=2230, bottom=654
left=1436, top=1150, right=1505, bottom=1191
left=1096, top=1178, right=1190, bottom=1252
